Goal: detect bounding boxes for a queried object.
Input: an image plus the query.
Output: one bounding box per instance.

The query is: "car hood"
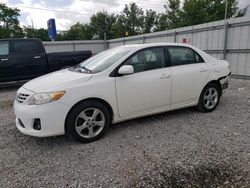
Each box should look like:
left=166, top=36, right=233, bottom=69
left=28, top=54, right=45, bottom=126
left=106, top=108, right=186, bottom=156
left=23, top=69, right=93, bottom=93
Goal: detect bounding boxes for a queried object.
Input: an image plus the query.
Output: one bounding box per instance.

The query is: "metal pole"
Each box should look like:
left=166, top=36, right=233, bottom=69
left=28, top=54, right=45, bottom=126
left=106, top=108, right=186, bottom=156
left=223, top=22, right=228, bottom=59
left=224, top=0, right=228, bottom=21
left=174, top=31, right=177, bottom=43
left=142, top=36, right=145, bottom=44
left=104, top=32, right=108, bottom=49
left=31, top=18, right=35, bottom=38
left=223, top=0, right=228, bottom=59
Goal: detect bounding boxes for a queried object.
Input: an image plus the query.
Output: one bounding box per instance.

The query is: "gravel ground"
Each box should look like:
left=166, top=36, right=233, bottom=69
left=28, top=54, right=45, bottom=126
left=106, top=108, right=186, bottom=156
left=0, top=78, right=249, bottom=188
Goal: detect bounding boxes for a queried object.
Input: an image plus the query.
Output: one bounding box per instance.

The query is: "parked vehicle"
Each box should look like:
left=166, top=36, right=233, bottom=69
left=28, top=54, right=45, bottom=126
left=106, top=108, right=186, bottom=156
left=0, top=38, right=92, bottom=83
left=14, top=43, right=230, bottom=143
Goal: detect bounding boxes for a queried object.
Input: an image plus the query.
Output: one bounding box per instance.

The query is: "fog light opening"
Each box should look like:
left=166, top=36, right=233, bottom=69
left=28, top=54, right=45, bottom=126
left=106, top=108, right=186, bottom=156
left=33, top=118, right=41, bottom=130
left=18, top=119, right=25, bottom=128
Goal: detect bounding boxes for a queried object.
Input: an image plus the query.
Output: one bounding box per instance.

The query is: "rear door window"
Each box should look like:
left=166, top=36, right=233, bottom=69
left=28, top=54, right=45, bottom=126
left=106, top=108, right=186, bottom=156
left=0, top=42, right=9, bottom=55
left=168, top=47, right=204, bottom=66
left=12, top=40, right=42, bottom=54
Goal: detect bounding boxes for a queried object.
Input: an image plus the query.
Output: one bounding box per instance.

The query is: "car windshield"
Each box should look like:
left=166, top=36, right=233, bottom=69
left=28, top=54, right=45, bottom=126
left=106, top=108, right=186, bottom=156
left=74, top=47, right=132, bottom=73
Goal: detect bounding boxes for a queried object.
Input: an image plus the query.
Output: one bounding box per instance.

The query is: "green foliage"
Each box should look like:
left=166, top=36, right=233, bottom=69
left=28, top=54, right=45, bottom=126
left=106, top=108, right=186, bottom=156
left=165, top=0, right=182, bottom=29
left=180, top=0, right=239, bottom=27
left=0, top=3, right=23, bottom=38
left=155, top=13, right=168, bottom=32
left=0, top=1, right=248, bottom=41
left=144, top=9, right=158, bottom=33
left=110, top=17, right=125, bottom=38
left=90, top=11, right=117, bottom=39
left=60, top=23, right=93, bottom=40
left=117, top=3, right=145, bottom=37
left=23, top=26, right=49, bottom=41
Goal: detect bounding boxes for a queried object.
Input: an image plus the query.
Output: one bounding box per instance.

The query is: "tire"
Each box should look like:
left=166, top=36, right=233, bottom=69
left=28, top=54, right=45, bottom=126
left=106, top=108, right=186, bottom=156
left=66, top=100, right=111, bottom=143
left=196, top=83, right=221, bottom=112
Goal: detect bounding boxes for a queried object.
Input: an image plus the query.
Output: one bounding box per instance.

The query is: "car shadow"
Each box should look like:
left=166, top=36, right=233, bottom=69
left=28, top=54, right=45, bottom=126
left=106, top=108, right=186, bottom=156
left=109, top=107, right=197, bottom=132
left=12, top=107, right=198, bottom=146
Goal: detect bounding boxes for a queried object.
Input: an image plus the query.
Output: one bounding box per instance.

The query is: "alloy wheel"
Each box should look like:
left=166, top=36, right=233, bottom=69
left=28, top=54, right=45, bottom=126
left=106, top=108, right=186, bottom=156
left=203, top=87, right=219, bottom=109
left=75, top=108, right=105, bottom=138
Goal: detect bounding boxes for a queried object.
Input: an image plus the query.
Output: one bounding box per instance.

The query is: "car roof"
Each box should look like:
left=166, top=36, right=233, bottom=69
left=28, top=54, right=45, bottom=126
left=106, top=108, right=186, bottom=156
left=119, top=42, right=194, bottom=49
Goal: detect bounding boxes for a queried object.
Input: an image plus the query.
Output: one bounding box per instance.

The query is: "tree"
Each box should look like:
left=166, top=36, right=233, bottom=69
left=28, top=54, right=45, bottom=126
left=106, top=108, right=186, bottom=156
left=23, top=26, right=49, bottom=41
left=155, top=13, right=168, bottom=31
left=206, top=0, right=238, bottom=21
left=157, top=0, right=241, bottom=30
left=154, top=0, right=182, bottom=31
left=111, top=17, right=126, bottom=38
left=62, top=22, right=93, bottom=40
left=2, top=0, right=245, bottom=41
left=143, top=9, right=157, bottom=33
left=115, top=3, right=145, bottom=37
left=179, top=0, right=209, bottom=26
left=90, top=11, right=117, bottom=40
left=0, top=3, right=23, bottom=38
left=180, top=0, right=239, bottom=27
left=164, top=0, right=182, bottom=29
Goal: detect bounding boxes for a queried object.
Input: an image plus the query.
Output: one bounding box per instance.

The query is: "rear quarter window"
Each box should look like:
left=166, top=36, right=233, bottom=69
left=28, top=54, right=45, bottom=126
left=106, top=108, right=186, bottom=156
left=13, top=40, right=43, bottom=54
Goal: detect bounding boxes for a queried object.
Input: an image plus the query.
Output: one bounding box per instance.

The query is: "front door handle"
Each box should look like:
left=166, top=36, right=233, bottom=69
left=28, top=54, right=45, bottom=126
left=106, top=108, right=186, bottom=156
left=1, top=58, right=8, bottom=61
left=34, top=56, right=41, bottom=59
left=160, top=74, right=170, bottom=79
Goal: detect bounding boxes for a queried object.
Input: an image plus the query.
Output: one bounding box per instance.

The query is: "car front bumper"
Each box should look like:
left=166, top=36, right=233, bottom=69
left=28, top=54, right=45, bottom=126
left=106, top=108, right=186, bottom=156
left=14, top=99, right=71, bottom=137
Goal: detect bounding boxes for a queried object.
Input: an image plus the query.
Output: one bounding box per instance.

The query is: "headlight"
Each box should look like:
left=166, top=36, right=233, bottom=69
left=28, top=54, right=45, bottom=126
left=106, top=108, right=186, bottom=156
left=27, top=91, right=65, bottom=105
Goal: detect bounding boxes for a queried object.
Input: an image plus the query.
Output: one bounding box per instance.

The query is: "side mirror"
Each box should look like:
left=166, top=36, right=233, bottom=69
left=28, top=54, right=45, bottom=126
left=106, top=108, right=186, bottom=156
left=118, top=65, right=134, bottom=75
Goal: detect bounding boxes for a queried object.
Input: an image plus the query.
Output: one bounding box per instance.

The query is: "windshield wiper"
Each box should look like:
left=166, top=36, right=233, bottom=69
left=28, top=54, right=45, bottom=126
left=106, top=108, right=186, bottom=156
left=81, top=66, right=92, bottom=73
left=74, top=65, right=92, bottom=73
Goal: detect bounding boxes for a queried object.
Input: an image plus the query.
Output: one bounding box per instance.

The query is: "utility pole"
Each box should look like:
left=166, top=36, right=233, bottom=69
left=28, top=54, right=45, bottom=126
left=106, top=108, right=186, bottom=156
left=104, top=32, right=108, bottom=49
left=224, top=0, right=228, bottom=21
left=31, top=18, right=35, bottom=38
left=104, top=32, right=106, bottom=41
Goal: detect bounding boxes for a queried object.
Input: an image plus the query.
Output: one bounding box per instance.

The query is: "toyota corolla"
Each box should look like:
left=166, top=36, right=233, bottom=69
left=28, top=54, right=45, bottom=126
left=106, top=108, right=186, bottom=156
left=14, top=43, right=230, bottom=143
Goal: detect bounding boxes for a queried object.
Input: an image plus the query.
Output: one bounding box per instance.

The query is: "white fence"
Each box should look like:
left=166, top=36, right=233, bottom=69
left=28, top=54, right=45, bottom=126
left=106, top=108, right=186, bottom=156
left=43, top=40, right=106, bottom=54
left=43, top=17, right=250, bottom=77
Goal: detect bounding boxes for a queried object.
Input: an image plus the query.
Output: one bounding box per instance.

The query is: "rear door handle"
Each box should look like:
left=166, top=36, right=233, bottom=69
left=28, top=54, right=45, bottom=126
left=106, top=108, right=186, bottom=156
left=34, top=56, right=41, bottom=59
left=1, top=58, right=8, bottom=61
left=160, top=74, right=170, bottom=79
left=200, top=68, right=208, bottom=72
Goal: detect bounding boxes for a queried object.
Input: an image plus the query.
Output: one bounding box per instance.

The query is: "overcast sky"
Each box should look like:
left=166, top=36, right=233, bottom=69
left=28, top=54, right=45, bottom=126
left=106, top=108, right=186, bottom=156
left=2, top=0, right=250, bottom=30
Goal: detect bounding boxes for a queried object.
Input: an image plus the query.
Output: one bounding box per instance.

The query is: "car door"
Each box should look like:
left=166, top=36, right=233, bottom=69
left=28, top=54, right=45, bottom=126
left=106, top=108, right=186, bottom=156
left=115, top=47, right=171, bottom=118
left=167, top=46, right=210, bottom=107
left=10, top=40, right=47, bottom=80
left=0, top=40, right=14, bottom=82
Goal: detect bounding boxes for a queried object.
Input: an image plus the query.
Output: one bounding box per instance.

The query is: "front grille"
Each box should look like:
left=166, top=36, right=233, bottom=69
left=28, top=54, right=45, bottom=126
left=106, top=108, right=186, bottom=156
left=16, top=93, right=30, bottom=103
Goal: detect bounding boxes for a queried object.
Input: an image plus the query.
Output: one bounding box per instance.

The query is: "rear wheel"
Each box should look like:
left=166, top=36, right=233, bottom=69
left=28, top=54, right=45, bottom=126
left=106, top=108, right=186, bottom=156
left=197, top=83, right=220, bottom=112
left=66, top=100, right=110, bottom=143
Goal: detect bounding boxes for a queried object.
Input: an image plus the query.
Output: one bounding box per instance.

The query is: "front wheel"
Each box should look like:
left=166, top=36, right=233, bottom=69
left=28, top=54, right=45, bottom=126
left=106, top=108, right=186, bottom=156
left=197, top=83, right=220, bottom=112
left=66, top=101, right=111, bottom=143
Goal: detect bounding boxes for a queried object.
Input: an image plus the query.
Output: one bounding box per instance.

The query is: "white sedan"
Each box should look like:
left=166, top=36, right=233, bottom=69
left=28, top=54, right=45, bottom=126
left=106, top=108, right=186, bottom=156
left=14, top=43, right=230, bottom=143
